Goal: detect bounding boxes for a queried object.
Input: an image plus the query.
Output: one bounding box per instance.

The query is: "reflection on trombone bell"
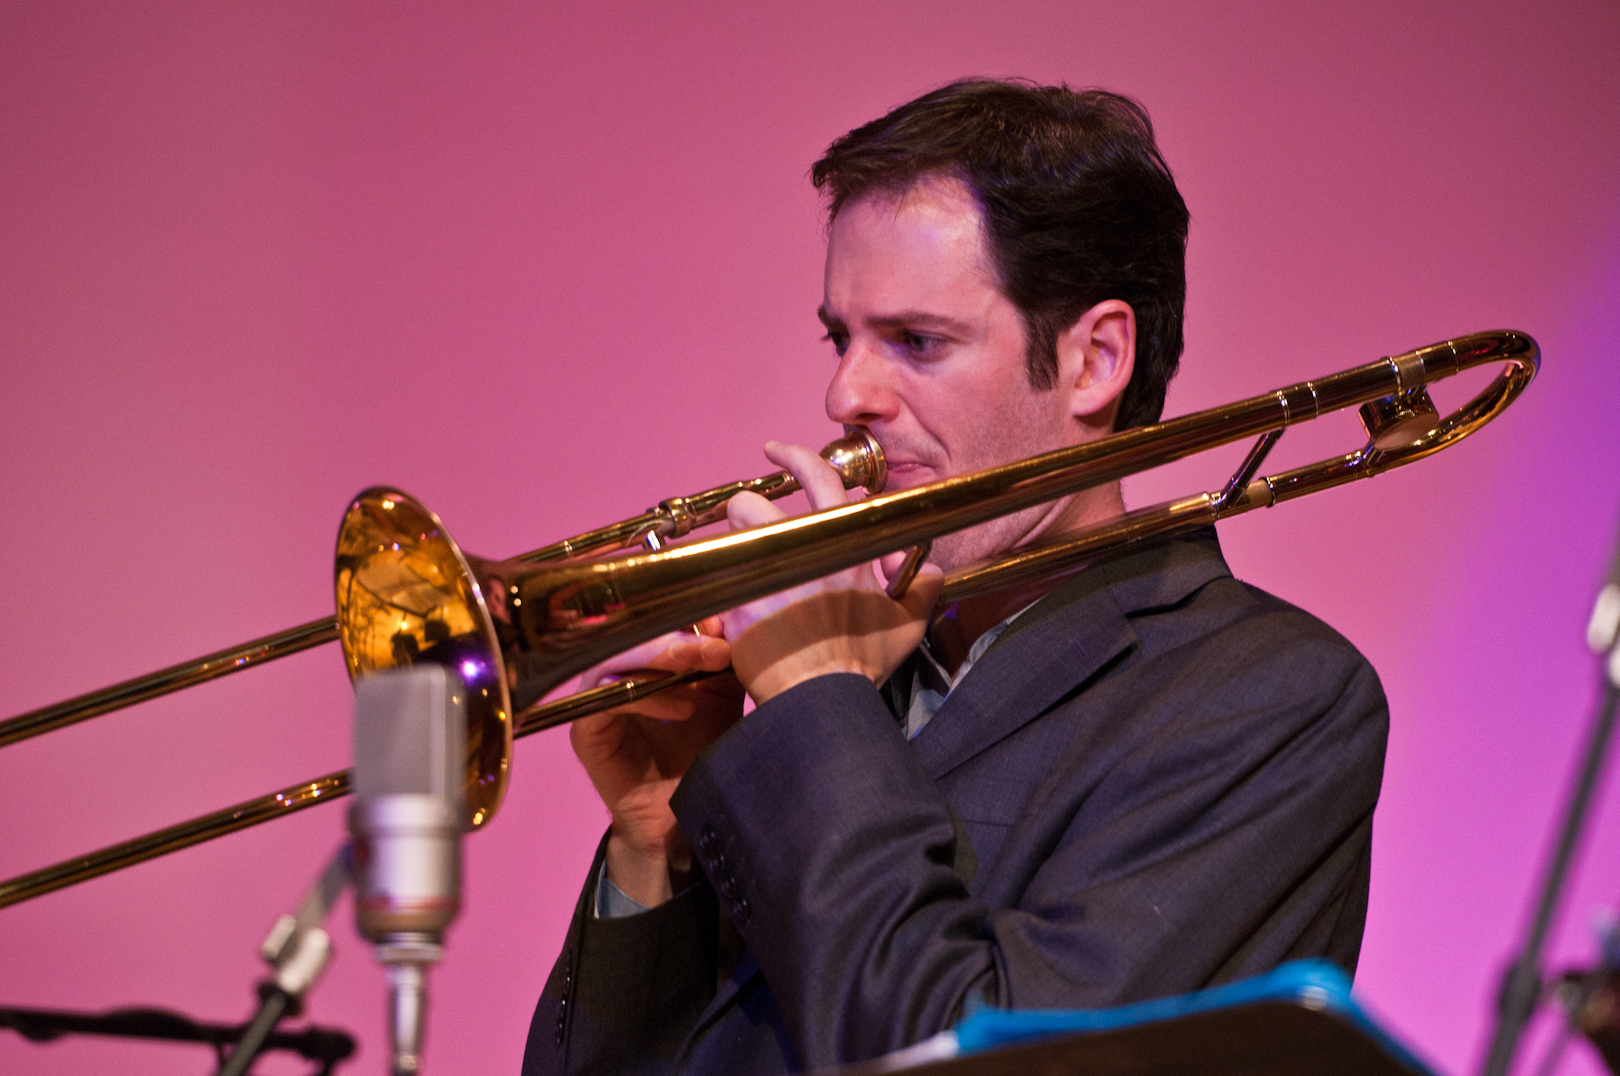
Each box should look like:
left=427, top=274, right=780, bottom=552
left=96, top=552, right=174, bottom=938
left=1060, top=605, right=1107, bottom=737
left=0, top=329, right=1539, bottom=909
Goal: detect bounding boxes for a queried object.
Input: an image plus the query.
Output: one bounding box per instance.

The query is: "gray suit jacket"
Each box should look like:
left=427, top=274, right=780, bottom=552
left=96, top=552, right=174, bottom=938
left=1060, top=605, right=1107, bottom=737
left=522, top=530, right=1388, bottom=1075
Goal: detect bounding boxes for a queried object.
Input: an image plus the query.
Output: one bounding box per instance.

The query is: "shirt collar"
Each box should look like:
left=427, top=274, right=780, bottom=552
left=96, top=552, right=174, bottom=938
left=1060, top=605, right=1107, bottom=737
left=902, top=599, right=1039, bottom=739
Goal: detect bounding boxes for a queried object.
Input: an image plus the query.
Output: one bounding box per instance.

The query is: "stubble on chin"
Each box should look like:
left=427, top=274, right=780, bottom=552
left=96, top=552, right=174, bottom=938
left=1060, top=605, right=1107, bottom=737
left=925, top=502, right=1055, bottom=574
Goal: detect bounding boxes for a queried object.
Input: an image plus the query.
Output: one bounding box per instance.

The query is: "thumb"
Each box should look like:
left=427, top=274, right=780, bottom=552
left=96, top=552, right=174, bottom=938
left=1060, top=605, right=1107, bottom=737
left=894, top=562, right=945, bottom=620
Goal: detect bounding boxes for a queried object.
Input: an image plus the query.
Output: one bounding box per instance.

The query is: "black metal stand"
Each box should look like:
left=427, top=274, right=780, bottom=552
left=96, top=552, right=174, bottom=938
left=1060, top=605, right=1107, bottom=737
left=0, top=1003, right=355, bottom=1075
left=218, top=983, right=299, bottom=1076
left=1481, top=679, right=1620, bottom=1076
left=214, top=844, right=352, bottom=1076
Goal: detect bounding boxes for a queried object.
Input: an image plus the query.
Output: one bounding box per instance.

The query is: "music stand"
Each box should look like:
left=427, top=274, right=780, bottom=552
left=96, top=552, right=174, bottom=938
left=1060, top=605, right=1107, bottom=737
left=818, top=960, right=1436, bottom=1076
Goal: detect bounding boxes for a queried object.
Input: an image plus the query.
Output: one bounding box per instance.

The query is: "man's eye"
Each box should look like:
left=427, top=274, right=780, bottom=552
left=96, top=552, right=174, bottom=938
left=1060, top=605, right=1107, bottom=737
left=900, top=331, right=941, bottom=356
left=822, top=332, right=849, bottom=356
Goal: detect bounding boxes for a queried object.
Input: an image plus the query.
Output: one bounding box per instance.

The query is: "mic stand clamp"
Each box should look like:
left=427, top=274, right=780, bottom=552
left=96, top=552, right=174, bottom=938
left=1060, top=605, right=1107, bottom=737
left=258, top=916, right=334, bottom=1018
left=217, top=846, right=353, bottom=1076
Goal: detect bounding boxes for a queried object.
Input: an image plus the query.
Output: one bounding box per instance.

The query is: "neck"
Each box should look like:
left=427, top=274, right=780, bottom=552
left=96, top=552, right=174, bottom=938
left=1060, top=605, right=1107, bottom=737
left=927, top=480, right=1125, bottom=676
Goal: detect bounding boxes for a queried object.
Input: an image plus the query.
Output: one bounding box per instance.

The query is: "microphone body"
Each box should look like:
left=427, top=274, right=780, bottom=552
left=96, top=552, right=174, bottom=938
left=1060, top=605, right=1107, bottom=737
left=351, top=795, right=462, bottom=940
left=349, top=667, right=467, bottom=1076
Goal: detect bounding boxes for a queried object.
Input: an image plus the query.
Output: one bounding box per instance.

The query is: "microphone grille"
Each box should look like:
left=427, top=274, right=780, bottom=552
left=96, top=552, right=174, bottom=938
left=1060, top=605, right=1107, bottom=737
left=353, top=667, right=466, bottom=802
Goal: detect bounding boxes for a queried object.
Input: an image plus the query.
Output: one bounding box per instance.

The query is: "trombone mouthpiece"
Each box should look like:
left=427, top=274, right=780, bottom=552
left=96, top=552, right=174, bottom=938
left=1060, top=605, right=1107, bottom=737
left=824, top=425, right=887, bottom=494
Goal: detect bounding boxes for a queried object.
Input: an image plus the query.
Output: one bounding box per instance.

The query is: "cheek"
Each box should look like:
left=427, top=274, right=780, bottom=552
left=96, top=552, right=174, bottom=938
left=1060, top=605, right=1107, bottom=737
left=898, top=354, right=1064, bottom=471
left=889, top=369, right=952, bottom=440
left=962, top=380, right=1068, bottom=467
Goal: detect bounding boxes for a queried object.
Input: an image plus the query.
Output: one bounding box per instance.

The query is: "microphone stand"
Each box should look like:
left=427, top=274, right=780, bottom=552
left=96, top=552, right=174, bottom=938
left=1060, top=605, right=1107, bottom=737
left=217, top=846, right=353, bottom=1076
left=0, top=1004, right=355, bottom=1075
left=1481, top=543, right=1620, bottom=1076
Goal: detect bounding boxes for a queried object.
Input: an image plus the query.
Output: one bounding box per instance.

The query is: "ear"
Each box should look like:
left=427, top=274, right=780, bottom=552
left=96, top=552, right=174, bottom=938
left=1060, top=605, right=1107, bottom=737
left=1055, top=300, right=1136, bottom=434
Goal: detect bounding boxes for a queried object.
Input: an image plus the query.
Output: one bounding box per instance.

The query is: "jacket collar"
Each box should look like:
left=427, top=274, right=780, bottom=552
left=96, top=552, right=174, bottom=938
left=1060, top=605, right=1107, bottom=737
left=909, top=527, right=1231, bottom=779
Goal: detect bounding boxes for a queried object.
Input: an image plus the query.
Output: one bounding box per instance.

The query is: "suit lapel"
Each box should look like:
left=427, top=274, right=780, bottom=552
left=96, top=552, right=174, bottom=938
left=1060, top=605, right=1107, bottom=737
left=910, top=581, right=1135, bottom=779
left=676, top=531, right=1235, bottom=1061
left=910, top=529, right=1232, bottom=779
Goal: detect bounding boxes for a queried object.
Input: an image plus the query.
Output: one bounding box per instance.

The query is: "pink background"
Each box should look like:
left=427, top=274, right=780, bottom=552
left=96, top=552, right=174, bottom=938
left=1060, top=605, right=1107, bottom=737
left=3, top=3, right=1618, bottom=1074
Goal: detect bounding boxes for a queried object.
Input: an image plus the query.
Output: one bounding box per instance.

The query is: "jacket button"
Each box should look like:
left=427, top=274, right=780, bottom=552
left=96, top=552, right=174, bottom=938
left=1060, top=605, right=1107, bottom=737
left=732, top=896, right=751, bottom=923
left=697, top=825, right=716, bottom=852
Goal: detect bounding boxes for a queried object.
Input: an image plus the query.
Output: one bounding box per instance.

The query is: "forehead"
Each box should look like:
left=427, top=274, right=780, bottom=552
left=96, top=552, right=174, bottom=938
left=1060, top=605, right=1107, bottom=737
left=823, top=175, right=999, bottom=309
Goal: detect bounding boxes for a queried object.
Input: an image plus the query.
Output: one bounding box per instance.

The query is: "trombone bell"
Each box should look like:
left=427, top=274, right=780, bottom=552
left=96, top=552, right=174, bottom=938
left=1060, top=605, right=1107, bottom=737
left=335, top=492, right=512, bottom=828
left=328, top=427, right=889, bottom=830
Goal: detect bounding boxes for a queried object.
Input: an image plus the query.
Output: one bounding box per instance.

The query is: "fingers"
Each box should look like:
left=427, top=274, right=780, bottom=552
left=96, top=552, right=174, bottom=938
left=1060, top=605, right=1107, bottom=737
left=580, top=680, right=729, bottom=724
left=579, top=631, right=732, bottom=690
left=569, top=707, right=627, bottom=759
left=727, top=441, right=852, bottom=536
left=726, top=580, right=940, bottom=705
left=764, top=440, right=850, bottom=511
left=686, top=633, right=733, bottom=671
left=727, top=489, right=785, bottom=531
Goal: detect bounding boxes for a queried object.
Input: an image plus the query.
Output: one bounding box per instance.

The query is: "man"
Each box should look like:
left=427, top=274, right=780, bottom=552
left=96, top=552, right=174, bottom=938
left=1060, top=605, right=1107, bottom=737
left=523, top=80, right=1387, bottom=1075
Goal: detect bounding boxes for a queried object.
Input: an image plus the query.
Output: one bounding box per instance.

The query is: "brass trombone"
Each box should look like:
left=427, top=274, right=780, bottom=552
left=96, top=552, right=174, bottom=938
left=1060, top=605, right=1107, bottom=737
left=0, top=428, right=887, bottom=753
left=0, top=330, right=1539, bottom=909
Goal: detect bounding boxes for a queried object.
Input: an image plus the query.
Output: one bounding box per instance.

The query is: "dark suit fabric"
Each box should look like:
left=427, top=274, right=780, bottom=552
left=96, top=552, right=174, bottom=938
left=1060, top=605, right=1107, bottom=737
left=522, top=529, right=1388, bottom=1076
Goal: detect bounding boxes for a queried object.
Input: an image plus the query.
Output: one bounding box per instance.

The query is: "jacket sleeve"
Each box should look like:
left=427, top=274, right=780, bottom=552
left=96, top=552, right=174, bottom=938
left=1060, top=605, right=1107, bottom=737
left=668, top=621, right=1388, bottom=1069
left=522, top=834, right=722, bottom=1076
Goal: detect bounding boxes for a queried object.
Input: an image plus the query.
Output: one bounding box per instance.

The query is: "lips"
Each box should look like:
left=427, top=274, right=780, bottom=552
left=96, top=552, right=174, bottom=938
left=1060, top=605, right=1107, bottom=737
left=878, top=461, right=937, bottom=491
left=866, top=434, right=943, bottom=490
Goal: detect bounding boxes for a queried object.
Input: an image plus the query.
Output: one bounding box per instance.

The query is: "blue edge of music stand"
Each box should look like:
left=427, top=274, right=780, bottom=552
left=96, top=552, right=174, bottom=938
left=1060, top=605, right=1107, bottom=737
left=951, top=959, right=1436, bottom=1074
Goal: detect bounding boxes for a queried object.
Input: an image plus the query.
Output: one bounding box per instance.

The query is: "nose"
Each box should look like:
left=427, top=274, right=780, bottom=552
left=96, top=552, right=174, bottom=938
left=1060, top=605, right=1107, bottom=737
left=825, top=342, right=899, bottom=427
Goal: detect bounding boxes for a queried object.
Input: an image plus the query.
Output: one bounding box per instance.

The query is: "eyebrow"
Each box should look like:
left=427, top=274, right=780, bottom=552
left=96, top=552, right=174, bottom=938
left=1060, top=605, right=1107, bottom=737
left=816, top=306, right=972, bottom=335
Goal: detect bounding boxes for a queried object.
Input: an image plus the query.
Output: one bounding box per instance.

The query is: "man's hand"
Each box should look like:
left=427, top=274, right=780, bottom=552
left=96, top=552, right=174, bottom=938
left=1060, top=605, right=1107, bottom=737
left=569, top=620, right=744, bottom=907
left=569, top=437, right=940, bottom=907
left=722, top=440, right=943, bottom=705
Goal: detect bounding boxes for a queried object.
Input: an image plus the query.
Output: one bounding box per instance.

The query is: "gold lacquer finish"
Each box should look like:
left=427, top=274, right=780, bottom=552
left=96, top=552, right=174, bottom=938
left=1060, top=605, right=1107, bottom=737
left=1360, top=387, right=1442, bottom=450
left=334, top=492, right=512, bottom=828
left=0, top=773, right=351, bottom=908
left=0, top=428, right=885, bottom=752
left=0, top=428, right=884, bottom=906
left=479, top=331, right=1538, bottom=715
left=0, top=619, right=341, bottom=750
left=0, top=332, right=1538, bottom=909
left=512, top=426, right=885, bottom=561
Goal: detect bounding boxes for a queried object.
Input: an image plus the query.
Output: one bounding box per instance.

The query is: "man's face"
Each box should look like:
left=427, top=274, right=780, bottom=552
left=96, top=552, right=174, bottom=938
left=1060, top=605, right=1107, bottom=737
left=819, top=175, right=1085, bottom=571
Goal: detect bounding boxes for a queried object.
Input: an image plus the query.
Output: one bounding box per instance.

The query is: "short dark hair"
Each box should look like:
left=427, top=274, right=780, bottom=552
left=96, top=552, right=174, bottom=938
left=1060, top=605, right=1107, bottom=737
left=811, top=79, right=1189, bottom=430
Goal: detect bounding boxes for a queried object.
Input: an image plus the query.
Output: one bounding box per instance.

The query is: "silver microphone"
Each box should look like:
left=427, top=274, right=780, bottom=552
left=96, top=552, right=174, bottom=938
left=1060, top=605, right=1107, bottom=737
left=350, top=666, right=467, bottom=1076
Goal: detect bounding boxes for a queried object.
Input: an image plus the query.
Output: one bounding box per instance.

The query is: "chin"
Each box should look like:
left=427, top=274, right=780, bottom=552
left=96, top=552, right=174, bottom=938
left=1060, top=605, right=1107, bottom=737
left=927, top=533, right=992, bottom=575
